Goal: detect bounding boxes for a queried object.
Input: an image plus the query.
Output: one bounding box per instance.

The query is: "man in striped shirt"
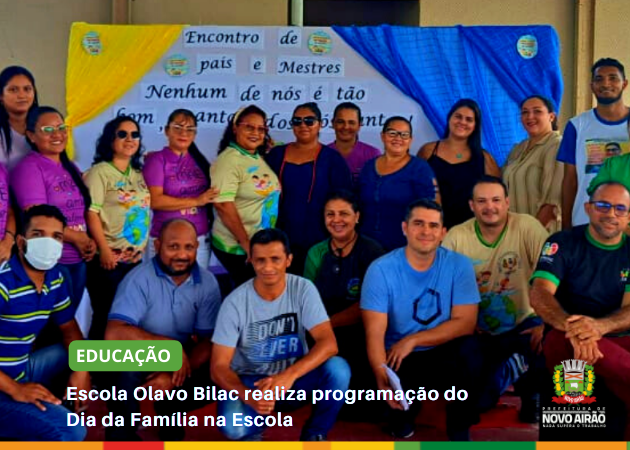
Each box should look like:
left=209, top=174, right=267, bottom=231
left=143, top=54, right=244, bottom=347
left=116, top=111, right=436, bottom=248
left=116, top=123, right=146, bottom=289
left=0, top=204, right=90, bottom=441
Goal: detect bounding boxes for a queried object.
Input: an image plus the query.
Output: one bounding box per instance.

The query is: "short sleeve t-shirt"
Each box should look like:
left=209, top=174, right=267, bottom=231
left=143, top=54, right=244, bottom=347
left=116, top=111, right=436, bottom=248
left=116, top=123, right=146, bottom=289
left=441, top=213, right=548, bottom=335
left=211, top=144, right=281, bottom=255
left=0, top=127, right=32, bottom=172
left=143, top=147, right=209, bottom=237
left=328, top=140, right=381, bottom=184
left=361, top=247, right=480, bottom=350
left=0, top=163, right=9, bottom=239
left=212, top=274, right=329, bottom=376
left=84, top=162, right=151, bottom=263
left=11, top=152, right=87, bottom=264
left=304, top=234, right=385, bottom=316
left=531, top=225, right=630, bottom=318
left=109, top=258, right=221, bottom=342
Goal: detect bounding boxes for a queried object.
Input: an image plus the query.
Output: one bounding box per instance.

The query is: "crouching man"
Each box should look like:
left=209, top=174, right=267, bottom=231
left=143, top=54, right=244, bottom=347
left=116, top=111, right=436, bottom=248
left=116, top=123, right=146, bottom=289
left=211, top=228, right=350, bottom=441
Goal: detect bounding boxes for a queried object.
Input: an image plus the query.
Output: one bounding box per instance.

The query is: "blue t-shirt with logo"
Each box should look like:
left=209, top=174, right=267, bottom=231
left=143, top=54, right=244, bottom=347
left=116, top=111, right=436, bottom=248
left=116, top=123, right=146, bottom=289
left=361, top=247, right=480, bottom=351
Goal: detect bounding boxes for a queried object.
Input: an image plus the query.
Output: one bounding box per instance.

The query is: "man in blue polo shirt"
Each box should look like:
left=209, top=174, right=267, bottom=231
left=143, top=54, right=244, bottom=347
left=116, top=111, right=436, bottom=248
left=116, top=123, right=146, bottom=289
left=105, top=218, right=222, bottom=441
left=0, top=204, right=90, bottom=441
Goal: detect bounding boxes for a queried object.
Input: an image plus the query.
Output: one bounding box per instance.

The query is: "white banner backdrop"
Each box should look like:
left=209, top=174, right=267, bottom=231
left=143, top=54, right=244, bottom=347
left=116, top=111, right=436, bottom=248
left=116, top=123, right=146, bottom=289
left=70, top=26, right=438, bottom=170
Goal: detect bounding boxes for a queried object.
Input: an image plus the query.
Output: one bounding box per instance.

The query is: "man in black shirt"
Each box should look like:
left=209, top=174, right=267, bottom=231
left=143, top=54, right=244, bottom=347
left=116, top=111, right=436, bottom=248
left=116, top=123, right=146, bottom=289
left=530, top=181, right=630, bottom=412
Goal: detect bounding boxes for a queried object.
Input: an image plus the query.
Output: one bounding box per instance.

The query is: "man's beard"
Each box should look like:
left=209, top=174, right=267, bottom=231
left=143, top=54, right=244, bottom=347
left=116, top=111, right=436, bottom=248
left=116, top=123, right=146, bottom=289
left=596, top=92, right=623, bottom=105
left=157, top=257, right=193, bottom=276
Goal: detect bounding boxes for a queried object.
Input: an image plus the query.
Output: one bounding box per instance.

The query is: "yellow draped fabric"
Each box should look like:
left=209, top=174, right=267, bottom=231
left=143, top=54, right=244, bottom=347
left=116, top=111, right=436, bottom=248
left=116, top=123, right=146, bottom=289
left=65, top=22, right=184, bottom=157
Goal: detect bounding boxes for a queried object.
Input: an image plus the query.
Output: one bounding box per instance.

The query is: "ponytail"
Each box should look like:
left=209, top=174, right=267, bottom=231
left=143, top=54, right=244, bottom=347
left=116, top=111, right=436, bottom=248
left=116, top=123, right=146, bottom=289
left=60, top=151, right=91, bottom=214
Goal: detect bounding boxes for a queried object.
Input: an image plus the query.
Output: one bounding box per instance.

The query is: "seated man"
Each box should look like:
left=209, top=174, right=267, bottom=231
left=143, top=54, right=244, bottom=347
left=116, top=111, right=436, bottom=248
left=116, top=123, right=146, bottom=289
left=105, top=218, right=222, bottom=441
left=211, top=228, right=350, bottom=441
left=442, top=176, right=549, bottom=422
left=0, top=205, right=90, bottom=441
left=531, top=181, right=630, bottom=418
left=362, top=199, right=482, bottom=441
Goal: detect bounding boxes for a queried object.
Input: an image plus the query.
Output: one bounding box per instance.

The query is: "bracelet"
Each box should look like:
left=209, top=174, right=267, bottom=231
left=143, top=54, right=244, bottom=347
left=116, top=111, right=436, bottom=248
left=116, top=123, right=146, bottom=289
left=4, top=231, right=15, bottom=240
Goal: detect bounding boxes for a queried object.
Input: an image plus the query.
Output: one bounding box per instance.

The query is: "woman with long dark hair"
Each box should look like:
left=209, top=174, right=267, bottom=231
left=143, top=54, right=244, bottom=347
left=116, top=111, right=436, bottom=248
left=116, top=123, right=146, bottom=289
left=418, top=98, right=500, bottom=229
left=0, top=66, right=38, bottom=170
left=143, top=109, right=218, bottom=269
left=503, top=95, right=563, bottom=232
left=212, top=105, right=280, bottom=287
left=84, top=115, right=151, bottom=340
left=11, top=106, right=95, bottom=310
left=266, top=102, right=352, bottom=274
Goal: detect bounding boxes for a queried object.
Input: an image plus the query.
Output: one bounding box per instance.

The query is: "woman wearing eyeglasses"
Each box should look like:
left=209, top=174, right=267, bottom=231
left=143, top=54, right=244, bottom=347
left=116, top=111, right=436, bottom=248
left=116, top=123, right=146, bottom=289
left=211, top=105, right=281, bottom=287
left=143, top=109, right=218, bottom=269
left=266, top=102, right=352, bottom=274
left=304, top=190, right=384, bottom=381
left=83, top=116, right=150, bottom=340
left=11, top=106, right=95, bottom=311
left=358, top=116, right=439, bottom=252
left=417, top=98, right=500, bottom=229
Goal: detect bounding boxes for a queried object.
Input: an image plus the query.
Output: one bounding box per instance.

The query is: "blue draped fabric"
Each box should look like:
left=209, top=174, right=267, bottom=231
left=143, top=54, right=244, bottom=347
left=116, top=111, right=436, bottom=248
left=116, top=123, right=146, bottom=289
left=333, top=25, right=563, bottom=165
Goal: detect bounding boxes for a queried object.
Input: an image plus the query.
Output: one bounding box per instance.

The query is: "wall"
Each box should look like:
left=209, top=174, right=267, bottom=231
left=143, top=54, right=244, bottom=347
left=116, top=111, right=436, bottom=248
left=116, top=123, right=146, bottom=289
left=0, top=0, right=111, bottom=113
left=129, top=0, right=287, bottom=25
left=419, top=0, right=575, bottom=128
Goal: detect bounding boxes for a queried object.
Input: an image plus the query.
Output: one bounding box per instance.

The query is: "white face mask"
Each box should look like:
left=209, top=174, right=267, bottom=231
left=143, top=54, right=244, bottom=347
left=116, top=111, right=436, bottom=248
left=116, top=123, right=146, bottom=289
left=24, top=237, right=63, bottom=270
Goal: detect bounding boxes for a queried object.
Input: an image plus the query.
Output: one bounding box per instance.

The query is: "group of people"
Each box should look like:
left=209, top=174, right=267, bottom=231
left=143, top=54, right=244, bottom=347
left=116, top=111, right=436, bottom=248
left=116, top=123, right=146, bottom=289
left=0, top=55, right=628, bottom=442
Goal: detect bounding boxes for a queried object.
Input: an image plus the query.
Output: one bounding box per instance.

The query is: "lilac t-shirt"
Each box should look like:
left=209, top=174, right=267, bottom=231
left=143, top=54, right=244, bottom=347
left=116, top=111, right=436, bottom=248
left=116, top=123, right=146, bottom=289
left=328, top=140, right=381, bottom=183
left=0, top=163, right=8, bottom=239
left=143, top=147, right=209, bottom=237
left=11, top=152, right=86, bottom=264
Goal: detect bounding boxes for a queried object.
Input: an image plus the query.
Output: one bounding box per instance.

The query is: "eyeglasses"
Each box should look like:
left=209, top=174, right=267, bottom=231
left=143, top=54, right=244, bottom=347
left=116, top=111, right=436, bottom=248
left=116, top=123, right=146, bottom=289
left=169, top=124, right=197, bottom=134
left=290, top=116, right=318, bottom=127
left=384, top=129, right=411, bottom=140
left=116, top=130, right=141, bottom=140
left=239, top=123, right=268, bottom=134
left=590, top=200, right=630, bottom=217
left=40, top=124, right=68, bottom=134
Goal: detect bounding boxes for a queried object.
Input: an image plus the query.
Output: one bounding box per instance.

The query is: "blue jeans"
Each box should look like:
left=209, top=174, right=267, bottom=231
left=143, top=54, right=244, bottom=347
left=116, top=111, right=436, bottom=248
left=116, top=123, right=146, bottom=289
left=218, top=356, right=351, bottom=441
left=0, top=344, right=86, bottom=441
left=59, top=261, right=88, bottom=313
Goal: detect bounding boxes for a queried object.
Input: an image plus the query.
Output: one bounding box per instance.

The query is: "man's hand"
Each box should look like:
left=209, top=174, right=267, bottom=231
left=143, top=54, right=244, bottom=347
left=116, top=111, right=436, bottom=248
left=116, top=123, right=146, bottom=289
left=386, top=336, right=415, bottom=371
left=10, top=382, right=61, bottom=411
left=569, top=337, right=604, bottom=365
left=172, top=351, right=191, bottom=387
left=244, top=394, right=276, bottom=415
left=143, top=372, right=175, bottom=391
left=254, top=370, right=297, bottom=392
left=521, top=324, right=545, bottom=354
left=66, top=371, right=91, bottom=412
left=565, top=315, right=606, bottom=342
left=375, top=370, right=403, bottom=411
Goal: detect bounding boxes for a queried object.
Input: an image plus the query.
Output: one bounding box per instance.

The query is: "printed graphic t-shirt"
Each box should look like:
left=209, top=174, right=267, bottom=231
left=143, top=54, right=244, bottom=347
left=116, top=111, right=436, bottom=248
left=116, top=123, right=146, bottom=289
left=531, top=225, right=630, bottom=319
left=84, top=162, right=151, bottom=263
left=143, top=147, right=209, bottom=237
left=212, top=274, right=329, bottom=376
left=442, top=213, right=548, bottom=334
left=361, top=247, right=480, bottom=351
left=211, top=144, right=281, bottom=255
left=11, top=152, right=87, bottom=264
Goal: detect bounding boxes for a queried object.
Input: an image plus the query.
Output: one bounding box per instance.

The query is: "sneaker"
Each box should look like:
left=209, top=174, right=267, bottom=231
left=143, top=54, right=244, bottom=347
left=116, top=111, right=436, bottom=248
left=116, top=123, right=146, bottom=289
left=387, top=421, right=415, bottom=439
left=302, top=434, right=326, bottom=441
left=519, top=394, right=540, bottom=423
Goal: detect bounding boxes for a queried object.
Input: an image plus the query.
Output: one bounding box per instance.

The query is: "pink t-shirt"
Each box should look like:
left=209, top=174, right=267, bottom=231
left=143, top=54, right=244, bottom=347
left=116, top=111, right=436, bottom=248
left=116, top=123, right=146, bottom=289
left=328, top=140, right=381, bottom=183
left=11, top=152, right=86, bottom=264
left=0, top=163, right=8, bottom=239
left=143, top=147, right=209, bottom=237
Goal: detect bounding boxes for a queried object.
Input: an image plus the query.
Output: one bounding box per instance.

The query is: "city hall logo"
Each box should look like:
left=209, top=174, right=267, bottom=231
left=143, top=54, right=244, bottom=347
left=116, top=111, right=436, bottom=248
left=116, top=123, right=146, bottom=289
left=553, top=359, right=595, bottom=404
left=542, top=359, right=606, bottom=429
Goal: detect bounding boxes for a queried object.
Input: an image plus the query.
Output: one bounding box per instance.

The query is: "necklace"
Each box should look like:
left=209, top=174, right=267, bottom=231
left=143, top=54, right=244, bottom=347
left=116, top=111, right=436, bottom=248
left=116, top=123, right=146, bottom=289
left=331, top=232, right=358, bottom=258
left=455, top=153, right=463, bottom=159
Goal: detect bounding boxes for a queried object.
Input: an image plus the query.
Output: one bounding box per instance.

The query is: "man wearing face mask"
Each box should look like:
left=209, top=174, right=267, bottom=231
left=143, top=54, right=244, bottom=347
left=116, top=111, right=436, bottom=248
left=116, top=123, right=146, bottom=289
left=105, top=218, right=222, bottom=441
left=0, top=204, right=90, bottom=441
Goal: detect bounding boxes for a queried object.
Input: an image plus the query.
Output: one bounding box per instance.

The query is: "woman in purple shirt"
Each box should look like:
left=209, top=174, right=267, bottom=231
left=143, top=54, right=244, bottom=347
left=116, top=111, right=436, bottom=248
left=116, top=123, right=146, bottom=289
left=11, top=106, right=95, bottom=310
left=143, top=109, right=218, bottom=269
